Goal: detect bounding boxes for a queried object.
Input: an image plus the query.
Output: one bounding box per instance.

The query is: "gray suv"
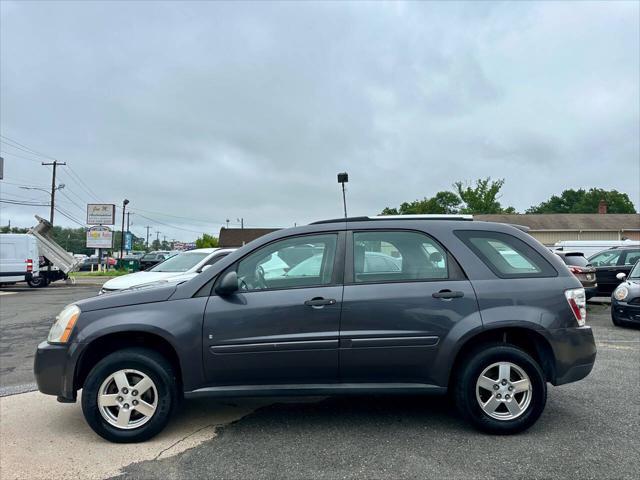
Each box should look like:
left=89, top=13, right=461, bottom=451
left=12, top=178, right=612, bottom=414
left=34, top=216, right=596, bottom=442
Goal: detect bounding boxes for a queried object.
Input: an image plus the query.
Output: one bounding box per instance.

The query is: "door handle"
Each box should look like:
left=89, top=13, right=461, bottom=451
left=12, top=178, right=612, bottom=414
left=304, top=297, right=337, bottom=307
left=432, top=290, right=464, bottom=299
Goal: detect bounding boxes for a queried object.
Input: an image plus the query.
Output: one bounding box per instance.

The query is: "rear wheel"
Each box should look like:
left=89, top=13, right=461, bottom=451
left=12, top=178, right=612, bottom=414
left=81, top=348, right=177, bottom=443
left=454, top=344, right=547, bottom=434
left=27, top=276, right=49, bottom=288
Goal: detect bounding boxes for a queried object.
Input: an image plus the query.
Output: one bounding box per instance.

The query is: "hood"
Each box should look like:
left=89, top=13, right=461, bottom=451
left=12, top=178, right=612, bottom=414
left=102, top=271, right=197, bottom=291
left=76, top=284, right=178, bottom=312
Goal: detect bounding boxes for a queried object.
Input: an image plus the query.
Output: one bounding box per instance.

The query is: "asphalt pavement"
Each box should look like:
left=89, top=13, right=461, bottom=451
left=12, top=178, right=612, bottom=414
left=0, top=283, right=638, bottom=479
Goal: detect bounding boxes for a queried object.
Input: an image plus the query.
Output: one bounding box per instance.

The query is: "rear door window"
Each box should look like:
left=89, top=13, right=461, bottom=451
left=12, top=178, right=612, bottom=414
left=352, top=231, right=449, bottom=283
left=455, top=230, right=557, bottom=278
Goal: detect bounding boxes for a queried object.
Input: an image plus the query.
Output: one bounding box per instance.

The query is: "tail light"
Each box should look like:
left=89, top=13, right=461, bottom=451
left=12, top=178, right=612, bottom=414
left=568, top=266, right=584, bottom=274
left=565, top=288, right=586, bottom=326
left=25, top=259, right=33, bottom=273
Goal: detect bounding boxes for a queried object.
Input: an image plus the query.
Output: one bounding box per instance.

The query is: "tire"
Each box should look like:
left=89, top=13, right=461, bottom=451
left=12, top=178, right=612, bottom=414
left=454, top=343, right=547, bottom=435
left=27, top=276, right=48, bottom=288
left=81, top=348, right=178, bottom=443
left=611, top=309, right=622, bottom=327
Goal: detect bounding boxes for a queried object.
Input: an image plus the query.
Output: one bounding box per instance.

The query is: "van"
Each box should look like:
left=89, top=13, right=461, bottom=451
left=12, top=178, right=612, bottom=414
left=552, top=239, right=640, bottom=259
left=0, top=234, right=40, bottom=285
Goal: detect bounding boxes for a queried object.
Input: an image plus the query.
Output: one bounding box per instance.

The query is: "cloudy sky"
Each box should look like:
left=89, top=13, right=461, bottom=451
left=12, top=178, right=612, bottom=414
left=1, top=0, right=638, bottom=242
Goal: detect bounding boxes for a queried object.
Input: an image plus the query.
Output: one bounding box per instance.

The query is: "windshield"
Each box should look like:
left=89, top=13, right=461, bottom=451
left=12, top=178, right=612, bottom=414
left=630, top=260, right=640, bottom=279
left=150, top=252, right=209, bottom=272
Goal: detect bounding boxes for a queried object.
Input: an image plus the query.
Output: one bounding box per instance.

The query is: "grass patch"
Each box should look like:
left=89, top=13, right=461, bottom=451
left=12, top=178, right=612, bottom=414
left=72, top=270, right=131, bottom=277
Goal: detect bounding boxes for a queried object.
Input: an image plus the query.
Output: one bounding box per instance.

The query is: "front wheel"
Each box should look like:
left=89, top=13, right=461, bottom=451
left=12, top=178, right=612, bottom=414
left=81, top=348, right=178, bottom=443
left=454, top=344, right=547, bottom=434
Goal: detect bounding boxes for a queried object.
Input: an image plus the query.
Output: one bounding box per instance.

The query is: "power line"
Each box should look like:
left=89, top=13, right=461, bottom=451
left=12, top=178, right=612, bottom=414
left=54, top=206, right=85, bottom=227
left=0, top=150, right=48, bottom=164
left=0, top=142, right=45, bottom=163
left=134, top=212, right=207, bottom=234
left=64, top=165, right=102, bottom=202
left=0, top=199, right=51, bottom=206
left=0, top=135, right=58, bottom=162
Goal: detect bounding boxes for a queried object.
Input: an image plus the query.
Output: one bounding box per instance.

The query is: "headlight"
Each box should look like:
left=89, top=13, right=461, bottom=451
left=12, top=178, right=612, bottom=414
left=48, top=305, right=81, bottom=344
left=614, top=286, right=629, bottom=301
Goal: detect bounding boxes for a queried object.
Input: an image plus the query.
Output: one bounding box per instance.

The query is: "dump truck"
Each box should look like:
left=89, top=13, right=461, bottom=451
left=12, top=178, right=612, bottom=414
left=25, top=215, right=83, bottom=287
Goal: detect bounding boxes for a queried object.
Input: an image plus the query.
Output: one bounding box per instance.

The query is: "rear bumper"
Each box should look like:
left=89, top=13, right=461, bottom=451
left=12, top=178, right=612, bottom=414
left=33, top=341, right=76, bottom=402
left=548, top=326, right=596, bottom=386
left=584, top=286, right=598, bottom=299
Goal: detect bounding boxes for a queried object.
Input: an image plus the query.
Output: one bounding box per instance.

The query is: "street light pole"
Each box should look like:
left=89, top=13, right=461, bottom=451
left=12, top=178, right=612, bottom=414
left=120, top=199, right=129, bottom=259
left=337, top=172, right=349, bottom=218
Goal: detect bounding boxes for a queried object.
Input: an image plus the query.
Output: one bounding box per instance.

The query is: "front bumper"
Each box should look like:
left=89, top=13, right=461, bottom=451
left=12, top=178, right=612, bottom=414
left=548, top=326, right=597, bottom=386
left=33, top=341, right=76, bottom=402
left=611, top=300, right=640, bottom=324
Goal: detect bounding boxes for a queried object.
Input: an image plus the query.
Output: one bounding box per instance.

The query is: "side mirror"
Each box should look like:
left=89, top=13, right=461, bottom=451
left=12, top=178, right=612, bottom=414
left=215, top=270, right=239, bottom=296
left=616, top=272, right=627, bottom=281
left=199, top=264, right=212, bottom=273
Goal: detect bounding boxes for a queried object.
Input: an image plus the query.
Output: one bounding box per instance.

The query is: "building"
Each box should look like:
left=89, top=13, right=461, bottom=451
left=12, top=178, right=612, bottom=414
left=218, top=227, right=279, bottom=248
left=217, top=213, right=640, bottom=248
left=475, top=214, right=640, bottom=245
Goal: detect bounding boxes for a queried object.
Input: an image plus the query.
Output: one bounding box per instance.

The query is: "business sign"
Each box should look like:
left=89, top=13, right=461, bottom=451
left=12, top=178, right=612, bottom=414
left=87, top=204, right=116, bottom=225
left=86, top=226, right=113, bottom=249
left=124, top=232, right=133, bottom=251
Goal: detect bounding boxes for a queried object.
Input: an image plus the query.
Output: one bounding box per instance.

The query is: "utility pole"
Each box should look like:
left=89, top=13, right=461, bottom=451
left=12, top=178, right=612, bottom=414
left=42, top=160, right=66, bottom=224
left=145, top=226, right=151, bottom=250
left=156, top=230, right=160, bottom=245
left=237, top=217, right=244, bottom=229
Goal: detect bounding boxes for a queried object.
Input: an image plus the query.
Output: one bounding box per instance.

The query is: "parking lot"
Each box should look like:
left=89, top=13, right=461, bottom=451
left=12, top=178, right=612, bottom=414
left=1, top=283, right=638, bottom=479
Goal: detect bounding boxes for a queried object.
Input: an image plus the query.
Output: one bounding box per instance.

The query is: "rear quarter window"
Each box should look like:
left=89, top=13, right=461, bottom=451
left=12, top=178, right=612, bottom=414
left=455, top=230, right=557, bottom=279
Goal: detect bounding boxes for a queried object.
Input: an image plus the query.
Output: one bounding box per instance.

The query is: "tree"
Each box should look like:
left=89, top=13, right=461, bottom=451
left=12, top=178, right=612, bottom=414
left=195, top=233, right=219, bottom=248
left=381, top=191, right=462, bottom=215
left=454, top=177, right=515, bottom=214
left=527, top=188, right=637, bottom=214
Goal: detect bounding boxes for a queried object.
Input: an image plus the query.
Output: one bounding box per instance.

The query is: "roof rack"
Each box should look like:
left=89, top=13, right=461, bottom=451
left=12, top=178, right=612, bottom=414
left=311, top=214, right=473, bottom=225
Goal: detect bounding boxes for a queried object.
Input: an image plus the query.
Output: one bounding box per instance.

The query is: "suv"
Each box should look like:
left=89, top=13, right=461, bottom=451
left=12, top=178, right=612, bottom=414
left=554, top=252, right=597, bottom=299
left=34, top=216, right=596, bottom=442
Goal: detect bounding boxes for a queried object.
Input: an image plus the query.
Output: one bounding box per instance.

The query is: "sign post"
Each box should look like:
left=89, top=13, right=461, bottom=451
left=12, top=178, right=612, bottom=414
left=86, top=204, right=115, bottom=272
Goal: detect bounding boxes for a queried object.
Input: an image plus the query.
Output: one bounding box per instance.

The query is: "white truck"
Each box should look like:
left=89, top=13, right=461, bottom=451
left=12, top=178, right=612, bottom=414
left=552, top=239, right=640, bottom=259
left=0, top=216, right=82, bottom=288
left=0, top=234, right=40, bottom=286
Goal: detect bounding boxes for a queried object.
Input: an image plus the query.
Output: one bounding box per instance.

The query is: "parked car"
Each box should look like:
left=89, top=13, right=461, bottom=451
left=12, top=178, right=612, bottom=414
left=79, top=256, right=116, bottom=271
left=100, top=248, right=235, bottom=294
left=0, top=234, right=39, bottom=286
left=553, top=240, right=639, bottom=259
left=139, top=251, right=172, bottom=270
left=554, top=252, right=597, bottom=299
left=611, top=260, right=640, bottom=328
left=588, top=247, right=640, bottom=294
left=34, top=215, right=596, bottom=443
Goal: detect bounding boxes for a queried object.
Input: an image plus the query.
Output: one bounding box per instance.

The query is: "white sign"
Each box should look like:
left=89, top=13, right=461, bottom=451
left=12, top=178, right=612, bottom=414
left=87, top=204, right=116, bottom=225
left=86, top=226, right=113, bottom=248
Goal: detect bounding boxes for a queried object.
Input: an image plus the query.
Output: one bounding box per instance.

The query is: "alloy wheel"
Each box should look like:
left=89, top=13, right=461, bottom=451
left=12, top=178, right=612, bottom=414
left=475, top=361, right=532, bottom=421
left=97, top=369, right=158, bottom=430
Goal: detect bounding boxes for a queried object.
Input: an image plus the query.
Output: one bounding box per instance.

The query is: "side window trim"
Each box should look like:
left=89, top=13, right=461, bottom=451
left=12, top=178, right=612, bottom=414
left=344, top=229, right=465, bottom=285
